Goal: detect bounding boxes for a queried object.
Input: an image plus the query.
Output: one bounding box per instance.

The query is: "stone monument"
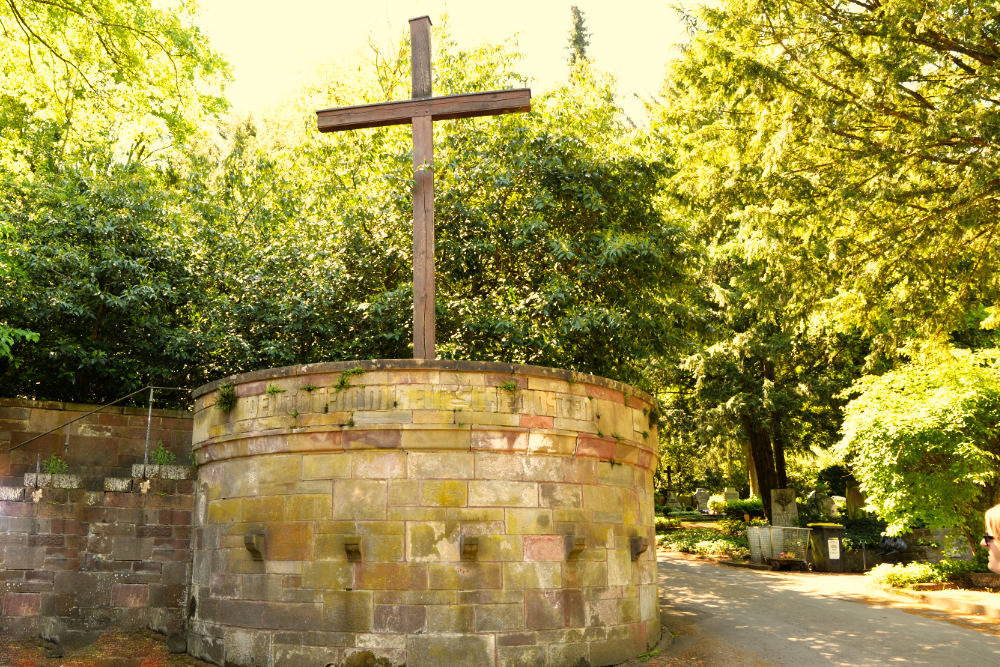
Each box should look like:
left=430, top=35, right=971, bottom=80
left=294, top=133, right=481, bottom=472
left=693, top=488, right=710, bottom=512
left=770, top=488, right=798, bottom=527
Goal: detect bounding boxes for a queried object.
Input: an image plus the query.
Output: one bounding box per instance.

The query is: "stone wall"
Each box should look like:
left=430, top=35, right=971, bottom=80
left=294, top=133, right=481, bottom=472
left=189, top=360, right=660, bottom=667
left=0, top=468, right=195, bottom=650
left=0, top=398, right=193, bottom=486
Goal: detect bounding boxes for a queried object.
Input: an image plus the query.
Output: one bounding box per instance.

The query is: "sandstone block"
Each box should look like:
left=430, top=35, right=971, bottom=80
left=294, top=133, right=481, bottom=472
left=285, top=494, right=332, bottom=522
left=300, top=453, right=351, bottom=481
left=468, top=480, right=536, bottom=507
left=421, top=480, right=467, bottom=507
left=475, top=603, right=523, bottom=632
left=474, top=535, right=523, bottom=562
left=408, top=452, right=473, bottom=479
left=427, top=563, right=502, bottom=590
left=355, top=563, right=427, bottom=591
left=242, top=496, right=284, bottom=523
left=322, top=591, right=372, bottom=632
left=332, top=480, right=386, bottom=520
left=471, top=428, right=528, bottom=452
left=539, top=483, right=582, bottom=508
left=425, top=604, right=474, bottom=633
left=406, top=521, right=459, bottom=562
left=374, top=604, right=426, bottom=633
left=387, top=480, right=419, bottom=506
left=505, top=508, right=553, bottom=534
left=504, top=562, right=561, bottom=589
left=267, top=523, right=313, bottom=561
left=352, top=451, right=406, bottom=479
left=406, top=633, right=494, bottom=667
left=527, top=432, right=576, bottom=456
left=302, top=562, right=353, bottom=590
left=401, top=426, right=471, bottom=451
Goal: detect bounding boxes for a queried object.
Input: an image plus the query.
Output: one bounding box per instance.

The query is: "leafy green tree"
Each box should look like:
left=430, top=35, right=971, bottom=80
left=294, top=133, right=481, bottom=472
left=658, top=0, right=1000, bottom=345
left=837, top=349, right=1000, bottom=549
left=567, top=6, right=590, bottom=64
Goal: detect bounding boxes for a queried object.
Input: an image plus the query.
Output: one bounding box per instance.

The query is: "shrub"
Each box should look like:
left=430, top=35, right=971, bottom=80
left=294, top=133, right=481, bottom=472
left=655, top=516, right=682, bottom=532
left=657, top=528, right=750, bottom=560
left=216, top=383, right=237, bottom=412
left=723, top=497, right=764, bottom=519
left=707, top=494, right=726, bottom=513
left=841, top=517, right=888, bottom=550
left=150, top=442, right=176, bottom=466
left=867, top=556, right=989, bottom=587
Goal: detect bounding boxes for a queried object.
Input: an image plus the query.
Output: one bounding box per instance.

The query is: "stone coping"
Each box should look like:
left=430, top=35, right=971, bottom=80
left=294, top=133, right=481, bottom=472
left=192, top=359, right=654, bottom=404
left=0, top=397, right=192, bottom=419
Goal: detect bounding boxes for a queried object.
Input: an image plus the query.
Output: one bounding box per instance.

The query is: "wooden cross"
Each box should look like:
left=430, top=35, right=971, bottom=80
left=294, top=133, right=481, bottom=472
left=316, top=16, right=531, bottom=360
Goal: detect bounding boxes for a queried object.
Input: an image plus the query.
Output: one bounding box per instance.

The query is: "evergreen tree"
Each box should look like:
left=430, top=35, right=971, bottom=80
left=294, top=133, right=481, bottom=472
left=567, top=6, right=590, bottom=64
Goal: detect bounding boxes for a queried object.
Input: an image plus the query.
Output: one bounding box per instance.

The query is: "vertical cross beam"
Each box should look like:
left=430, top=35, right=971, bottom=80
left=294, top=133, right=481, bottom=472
left=410, top=16, right=435, bottom=359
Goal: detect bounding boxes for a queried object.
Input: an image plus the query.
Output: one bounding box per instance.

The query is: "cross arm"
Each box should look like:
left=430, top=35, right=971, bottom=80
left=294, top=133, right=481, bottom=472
left=316, top=88, right=531, bottom=133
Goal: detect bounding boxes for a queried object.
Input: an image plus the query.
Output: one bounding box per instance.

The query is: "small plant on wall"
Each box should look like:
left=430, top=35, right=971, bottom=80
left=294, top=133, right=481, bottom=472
left=42, top=453, right=68, bottom=475
left=150, top=442, right=176, bottom=466
left=216, top=383, right=237, bottom=412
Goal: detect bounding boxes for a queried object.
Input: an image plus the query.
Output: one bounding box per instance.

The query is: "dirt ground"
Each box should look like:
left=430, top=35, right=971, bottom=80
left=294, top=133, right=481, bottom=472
left=0, top=630, right=213, bottom=667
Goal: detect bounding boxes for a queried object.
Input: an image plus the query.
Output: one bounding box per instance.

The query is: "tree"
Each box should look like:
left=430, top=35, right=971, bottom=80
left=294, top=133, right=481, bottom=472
left=653, top=0, right=1000, bottom=518
left=837, top=348, right=1000, bottom=550
left=567, top=6, right=590, bottom=64
left=657, top=0, right=1000, bottom=344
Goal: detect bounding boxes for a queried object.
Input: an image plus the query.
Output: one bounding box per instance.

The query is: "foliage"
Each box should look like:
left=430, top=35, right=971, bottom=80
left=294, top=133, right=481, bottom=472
left=707, top=493, right=726, bottom=513
left=841, top=517, right=888, bottom=551
left=567, top=6, right=590, bottom=64
left=41, top=453, right=68, bottom=475
left=150, top=442, right=176, bottom=467
left=655, top=515, right=682, bottom=532
left=837, top=348, right=1000, bottom=547
left=868, top=555, right=988, bottom=588
left=215, top=383, right=236, bottom=412
left=816, top=465, right=855, bottom=497
left=0, top=325, right=37, bottom=361
left=0, top=22, right=691, bottom=403
left=722, top=497, right=764, bottom=520
left=657, top=527, right=750, bottom=560
left=717, top=516, right=765, bottom=539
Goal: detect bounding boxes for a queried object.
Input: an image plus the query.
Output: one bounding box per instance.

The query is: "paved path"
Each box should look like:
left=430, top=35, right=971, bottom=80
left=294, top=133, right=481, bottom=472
left=643, top=550, right=1000, bottom=666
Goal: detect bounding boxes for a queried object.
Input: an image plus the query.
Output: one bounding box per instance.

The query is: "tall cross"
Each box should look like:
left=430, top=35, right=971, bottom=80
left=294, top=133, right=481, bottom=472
left=316, top=16, right=531, bottom=360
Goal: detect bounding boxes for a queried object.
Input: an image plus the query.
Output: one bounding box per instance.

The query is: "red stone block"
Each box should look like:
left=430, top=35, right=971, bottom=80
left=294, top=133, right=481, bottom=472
left=626, top=395, right=646, bottom=410
left=576, top=434, right=615, bottom=460
left=523, top=535, right=565, bottom=561
left=268, top=523, right=313, bottom=561
left=3, top=592, right=41, bottom=616
left=519, top=415, right=553, bottom=429
left=585, top=385, right=624, bottom=403
left=112, top=583, right=149, bottom=608
left=637, top=450, right=655, bottom=470
left=344, top=429, right=401, bottom=450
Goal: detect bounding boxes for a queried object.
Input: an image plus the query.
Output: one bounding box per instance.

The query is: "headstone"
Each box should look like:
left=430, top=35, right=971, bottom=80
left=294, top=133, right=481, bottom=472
left=845, top=483, right=866, bottom=518
left=723, top=487, right=739, bottom=502
left=665, top=493, right=682, bottom=511
left=693, top=488, right=710, bottom=512
left=806, top=490, right=839, bottom=517
left=770, top=488, right=798, bottom=526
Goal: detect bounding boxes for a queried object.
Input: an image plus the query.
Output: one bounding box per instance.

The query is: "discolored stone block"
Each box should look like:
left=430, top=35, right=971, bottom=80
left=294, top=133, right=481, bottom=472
left=421, top=480, right=467, bottom=507
left=355, top=563, right=427, bottom=590
left=475, top=603, right=523, bottom=632
left=506, top=508, right=553, bottom=534
left=408, top=451, right=474, bottom=479
left=468, top=480, right=537, bottom=507
left=2, top=592, right=40, bottom=616
left=498, top=644, right=546, bottom=667
left=427, top=563, right=502, bottom=590
left=301, top=453, right=352, bottom=480
left=425, top=604, right=474, bottom=633
left=332, top=480, right=386, bottom=520
left=284, top=494, right=332, bottom=522
left=302, top=561, right=353, bottom=590
left=374, top=604, right=426, bottom=633
left=406, top=633, right=494, bottom=667
left=322, top=590, right=373, bottom=632
left=406, top=522, right=460, bottom=562
left=267, top=523, right=313, bottom=561
left=525, top=589, right=564, bottom=630
left=523, top=535, right=565, bottom=561
left=504, top=562, right=561, bottom=590
left=112, top=584, right=149, bottom=608
left=353, top=451, right=406, bottom=479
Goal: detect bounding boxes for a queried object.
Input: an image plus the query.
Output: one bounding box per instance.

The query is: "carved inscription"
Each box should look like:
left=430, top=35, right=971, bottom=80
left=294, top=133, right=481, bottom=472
left=241, top=384, right=595, bottom=422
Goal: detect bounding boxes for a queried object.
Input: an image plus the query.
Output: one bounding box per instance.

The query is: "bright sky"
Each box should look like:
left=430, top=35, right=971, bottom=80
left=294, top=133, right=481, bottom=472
left=194, top=0, right=692, bottom=120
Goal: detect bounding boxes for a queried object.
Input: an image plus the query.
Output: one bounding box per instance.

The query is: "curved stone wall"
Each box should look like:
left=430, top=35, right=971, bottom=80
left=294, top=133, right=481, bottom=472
left=188, top=360, right=659, bottom=667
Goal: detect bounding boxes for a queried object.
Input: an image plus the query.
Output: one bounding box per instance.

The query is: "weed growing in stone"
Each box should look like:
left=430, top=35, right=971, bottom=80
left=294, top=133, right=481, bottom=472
left=335, top=366, right=365, bottom=392
left=42, top=453, right=68, bottom=475
left=300, top=384, right=318, bottom=392
left=266, top=384, right=285, bottom=395
left=498, top=380, right=517, bottom=392
left=150, top=442, right=176, bottom=466
left=216, top=383, right=237, bottom=412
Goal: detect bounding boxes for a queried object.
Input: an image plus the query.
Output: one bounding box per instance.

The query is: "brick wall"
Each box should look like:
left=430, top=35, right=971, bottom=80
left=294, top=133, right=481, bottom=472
left=0, top=398, right=193, bottom=486
left=0, top=472, right=195, bottom=646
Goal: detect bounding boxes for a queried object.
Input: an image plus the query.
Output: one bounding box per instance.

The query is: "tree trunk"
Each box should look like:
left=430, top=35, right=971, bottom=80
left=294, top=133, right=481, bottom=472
left=742, top=414, right=778, bottom=522
left=771, top=412, right=788, bottom=488
left=744, top=441, right=760, bottom=497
